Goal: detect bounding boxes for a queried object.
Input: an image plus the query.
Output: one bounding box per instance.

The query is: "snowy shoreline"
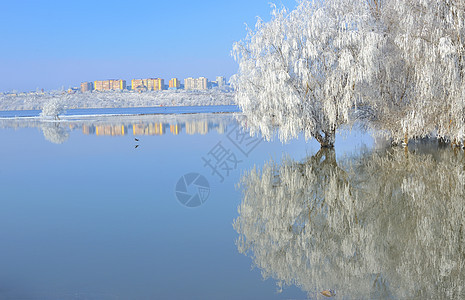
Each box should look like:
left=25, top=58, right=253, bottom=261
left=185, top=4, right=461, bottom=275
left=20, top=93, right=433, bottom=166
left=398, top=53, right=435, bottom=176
left=0, top=89, right=236, bottom=111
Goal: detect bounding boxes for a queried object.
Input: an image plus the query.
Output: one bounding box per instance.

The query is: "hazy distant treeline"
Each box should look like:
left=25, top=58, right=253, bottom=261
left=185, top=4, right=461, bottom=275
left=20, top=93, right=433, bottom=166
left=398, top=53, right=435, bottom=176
left=0, top=89, right=235, bottom=111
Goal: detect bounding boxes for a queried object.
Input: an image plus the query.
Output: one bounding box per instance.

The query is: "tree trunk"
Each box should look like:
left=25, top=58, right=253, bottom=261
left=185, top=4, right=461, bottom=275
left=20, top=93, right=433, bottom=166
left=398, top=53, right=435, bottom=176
left=315, top=129, right=336, bottom=148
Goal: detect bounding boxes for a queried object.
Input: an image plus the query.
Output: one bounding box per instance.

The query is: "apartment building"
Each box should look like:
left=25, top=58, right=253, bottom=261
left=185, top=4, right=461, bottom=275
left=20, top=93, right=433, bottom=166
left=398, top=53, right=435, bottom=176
left=216, top=76, right=226, bottom=88
left=80, top=81, right=93, bottom=93
left=169, top=78, right=181, bottom=90
left=184, top=77, right=208, bottom=90
left=94, top=79, right=126, bottom=91
left=131, top=78, right=164, bottom=91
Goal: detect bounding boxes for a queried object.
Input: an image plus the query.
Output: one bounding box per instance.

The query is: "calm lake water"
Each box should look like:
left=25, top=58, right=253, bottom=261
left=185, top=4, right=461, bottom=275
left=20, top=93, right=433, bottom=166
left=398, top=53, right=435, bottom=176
left=0, top=113, right=464, bottom=299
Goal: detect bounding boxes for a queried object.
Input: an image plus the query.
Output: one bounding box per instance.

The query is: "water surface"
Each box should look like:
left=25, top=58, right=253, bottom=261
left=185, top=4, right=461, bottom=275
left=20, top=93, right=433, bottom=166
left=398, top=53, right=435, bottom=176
left=0, top=105, right=240, bottom=118
left=0, top=113, right=463, bottom=299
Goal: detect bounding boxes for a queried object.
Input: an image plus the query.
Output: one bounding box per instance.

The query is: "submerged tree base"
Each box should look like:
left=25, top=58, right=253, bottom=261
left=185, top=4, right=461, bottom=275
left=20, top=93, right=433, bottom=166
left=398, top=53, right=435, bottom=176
left=391, top=136, right=465, bottom=150
left=315, top=130, right=336, bottom=148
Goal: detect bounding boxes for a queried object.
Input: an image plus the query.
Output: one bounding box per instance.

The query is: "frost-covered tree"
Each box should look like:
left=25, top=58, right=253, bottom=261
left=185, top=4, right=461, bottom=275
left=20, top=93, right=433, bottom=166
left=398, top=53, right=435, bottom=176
left=233, top=0, right=465, bottom=147
left=231, top=0, right=381, bottom=147
left=40, top=98, right=66, bottom=120
left=365, top=0, right=465, bottom=145
left=234, top=146, right=465, bottom=298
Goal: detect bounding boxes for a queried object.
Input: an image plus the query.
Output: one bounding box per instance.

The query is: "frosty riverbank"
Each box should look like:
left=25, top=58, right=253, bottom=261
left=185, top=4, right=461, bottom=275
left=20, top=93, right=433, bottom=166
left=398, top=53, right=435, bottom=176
left=0, top=89, right=235, bottom=111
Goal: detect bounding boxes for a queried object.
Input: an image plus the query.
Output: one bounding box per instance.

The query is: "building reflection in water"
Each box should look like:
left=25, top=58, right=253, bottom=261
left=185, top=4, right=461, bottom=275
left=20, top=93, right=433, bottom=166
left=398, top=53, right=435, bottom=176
left=93, top=125, right=128, bottom=136
left=170, top=124, right=179, bottom=135
left=81, top=120, right=229, bottom=137
left=132, top=123, right=164, bottom=136
left=234, top=144, right=465, bottom=299
left=0, top=114, right=236, bottom=142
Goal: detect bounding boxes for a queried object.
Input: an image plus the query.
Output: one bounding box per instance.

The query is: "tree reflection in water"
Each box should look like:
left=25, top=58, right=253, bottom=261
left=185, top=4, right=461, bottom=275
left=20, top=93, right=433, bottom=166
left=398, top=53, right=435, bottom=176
left=41, top=123, right=70, bottom=144
left=234, top=145, right=465, bottom=299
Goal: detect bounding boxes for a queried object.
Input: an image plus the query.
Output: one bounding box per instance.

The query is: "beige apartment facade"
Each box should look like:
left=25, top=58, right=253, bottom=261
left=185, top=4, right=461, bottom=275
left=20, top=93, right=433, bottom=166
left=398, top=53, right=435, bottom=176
left=94, top=79, right=126, bottom=91
left=184, top=77, right=208, bottom=90
left=131, top=78, right=164, bottom=91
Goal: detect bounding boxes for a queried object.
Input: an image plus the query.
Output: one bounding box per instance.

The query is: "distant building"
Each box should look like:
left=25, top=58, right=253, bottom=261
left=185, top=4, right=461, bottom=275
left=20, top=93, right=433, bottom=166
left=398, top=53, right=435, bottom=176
left=169, top=78, right=181, bottom=90
left=131, top=78, right=164, bottom=91
left=67, top=87, right=79, bottom=94
left=184, top=77, right=208, bottom=90
left=184, top=77, right=194, bottom=90
left=80, top=82, right=90, bottom=93
left=133, top=85, right=148, bottom=93
left=94, top=80, right=126, bottom=91
left=208, top=81, right=217, bottom=89
left=216, top=76, right=226, bottom=88
left=80, top=82, right=93, bottom=93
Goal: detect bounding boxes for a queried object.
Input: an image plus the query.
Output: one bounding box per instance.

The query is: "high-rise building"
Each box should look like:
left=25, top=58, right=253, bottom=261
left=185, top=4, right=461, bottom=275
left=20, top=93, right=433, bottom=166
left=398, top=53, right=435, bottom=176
left=216, top=76, right=226, bottom=88
left=197, top=77, right=207, bottom=90
left=131, top=78, right=164, bottom=91
left=94, top=80, right=126, bottom=91
left=169, top=78, right=180, bottom=90
left=184, top=77, right=208, bottom=90
left=131, top=79, right=148, bottom=93
left=80, top=82, right=93, bottom=93
left=184, top=77, right=194, bottom=90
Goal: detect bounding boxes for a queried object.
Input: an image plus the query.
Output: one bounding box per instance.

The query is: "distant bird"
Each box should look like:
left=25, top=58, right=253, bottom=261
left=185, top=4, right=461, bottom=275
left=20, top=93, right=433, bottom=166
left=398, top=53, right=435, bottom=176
left=135, top=145, right=139, bottom=149
left=320, top=290, right=336, bottom=297
left=135, top=138, right=139, bottom=141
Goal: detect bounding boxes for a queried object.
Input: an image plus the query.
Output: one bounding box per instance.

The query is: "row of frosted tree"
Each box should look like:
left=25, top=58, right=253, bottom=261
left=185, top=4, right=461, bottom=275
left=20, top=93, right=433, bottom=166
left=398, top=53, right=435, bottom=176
left=8, top=90, right=235, bottom=113
left=232, top=0, right=465, bottom=147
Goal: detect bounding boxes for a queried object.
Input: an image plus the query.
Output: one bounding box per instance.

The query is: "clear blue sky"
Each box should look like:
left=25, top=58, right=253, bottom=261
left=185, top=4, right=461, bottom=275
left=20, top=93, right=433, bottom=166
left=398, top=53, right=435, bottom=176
left=0, top=0, right=296, bottom=92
